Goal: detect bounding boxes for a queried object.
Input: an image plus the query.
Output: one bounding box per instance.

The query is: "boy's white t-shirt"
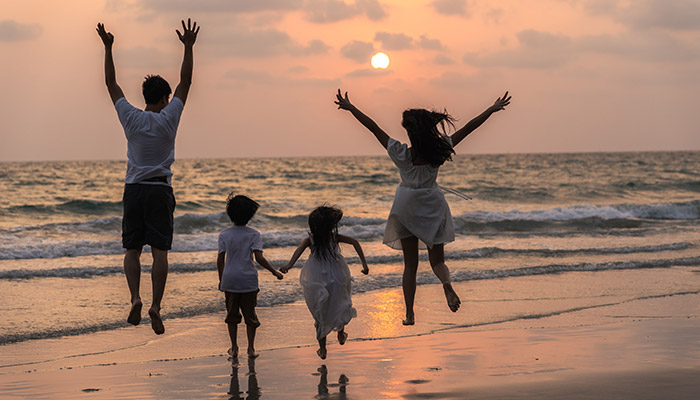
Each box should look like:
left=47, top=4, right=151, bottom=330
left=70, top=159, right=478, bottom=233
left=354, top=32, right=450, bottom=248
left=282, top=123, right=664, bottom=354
left=114, top=97, right=184, bottom=186
left=218, top=225, right=263, bottom=293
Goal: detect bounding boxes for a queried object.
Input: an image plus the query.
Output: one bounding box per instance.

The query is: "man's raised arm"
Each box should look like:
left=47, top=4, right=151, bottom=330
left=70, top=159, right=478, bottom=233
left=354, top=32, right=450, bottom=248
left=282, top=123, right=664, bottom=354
left=173, top=18, right=200, bottom=105
left=96, top=23, right=125, bottom=104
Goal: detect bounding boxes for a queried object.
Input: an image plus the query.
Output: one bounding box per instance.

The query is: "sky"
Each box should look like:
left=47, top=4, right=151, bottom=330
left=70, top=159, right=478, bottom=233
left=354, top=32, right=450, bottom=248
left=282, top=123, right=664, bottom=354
left=1, top=0, right=700, bottom=161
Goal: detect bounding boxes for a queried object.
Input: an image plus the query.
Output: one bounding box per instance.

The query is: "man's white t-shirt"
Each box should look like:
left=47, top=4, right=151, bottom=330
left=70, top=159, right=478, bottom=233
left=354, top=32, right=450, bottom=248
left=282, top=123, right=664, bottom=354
left=114, top=97, right=184, bottom=185
left=218, top=225, right=263, bottom=293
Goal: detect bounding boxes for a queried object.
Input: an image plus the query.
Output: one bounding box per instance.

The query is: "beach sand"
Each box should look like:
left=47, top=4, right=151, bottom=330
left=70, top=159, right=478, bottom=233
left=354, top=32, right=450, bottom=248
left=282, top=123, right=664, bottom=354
left=2, top=274, right=700, bottom=399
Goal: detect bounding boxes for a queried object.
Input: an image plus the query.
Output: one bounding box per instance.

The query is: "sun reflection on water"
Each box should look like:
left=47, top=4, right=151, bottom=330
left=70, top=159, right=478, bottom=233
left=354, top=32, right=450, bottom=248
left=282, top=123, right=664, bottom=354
left=364, top=290, right=404, bottom=338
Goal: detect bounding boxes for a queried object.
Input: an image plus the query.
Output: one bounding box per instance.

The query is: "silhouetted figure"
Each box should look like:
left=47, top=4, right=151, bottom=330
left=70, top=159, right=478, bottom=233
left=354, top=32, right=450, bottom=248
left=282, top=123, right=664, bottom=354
left=228, top=357, right=260, bottom=400
left=218, top=194, right=283, bottom=359
left=316, top=365, right=349, bottom=400
left=96, top=19, right=199, bottom=334
left=335, top=89, right=511, bottom=325
left=280, top=205, right=369, bottom=359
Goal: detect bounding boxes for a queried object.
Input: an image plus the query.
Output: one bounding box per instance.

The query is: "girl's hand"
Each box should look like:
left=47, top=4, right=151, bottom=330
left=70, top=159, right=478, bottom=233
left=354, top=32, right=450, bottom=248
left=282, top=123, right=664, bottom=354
left=334, top=89, right=354, bottom=111
left=490, top=91, right=511, bottom=112
left=272, top=269, right=284, bottom=280
left=361, top=265, right=369, bottom=275
left=279, top=264, right=290, bottom=274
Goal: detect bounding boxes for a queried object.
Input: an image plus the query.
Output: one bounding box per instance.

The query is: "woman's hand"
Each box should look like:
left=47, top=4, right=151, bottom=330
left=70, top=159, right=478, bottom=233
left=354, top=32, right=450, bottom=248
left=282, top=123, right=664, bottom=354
left=489, top=91, right=511, bottom=112
left=279, top=264, right=291, bottom=274
left=361, top=264, right=369, bottom=275
left=334, top=89, right=355, bottom=111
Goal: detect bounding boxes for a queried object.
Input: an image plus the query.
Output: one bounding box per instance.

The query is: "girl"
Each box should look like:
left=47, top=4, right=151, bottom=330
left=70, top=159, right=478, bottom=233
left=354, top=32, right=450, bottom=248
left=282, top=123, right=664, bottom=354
left=335, top=89, right=511, bottom=325
left=280, top=205, right=369, bottom=359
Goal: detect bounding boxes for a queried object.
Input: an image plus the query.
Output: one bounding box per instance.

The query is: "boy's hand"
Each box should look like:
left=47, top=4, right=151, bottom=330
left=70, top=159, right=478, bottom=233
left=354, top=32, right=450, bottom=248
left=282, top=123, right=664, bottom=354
left=279, top=264, right=290, bottom=274
left=273, top=270, right=284, bottom=280
left=361, top=265, right=369, bottom=275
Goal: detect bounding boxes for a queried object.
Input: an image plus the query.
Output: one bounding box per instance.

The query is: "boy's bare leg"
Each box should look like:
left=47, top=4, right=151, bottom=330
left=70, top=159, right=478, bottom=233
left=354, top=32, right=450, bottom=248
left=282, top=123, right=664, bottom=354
left=228, top=323, right=239, bottom=358
left=428, top=244, right=460, bottom=312
left=149, top=248, right=168, bottom=334
left=400, top=237, right=419, bottom=325
left=124, top=248, right=143, bottom=325
left=246, top=325, right=258, bottom=358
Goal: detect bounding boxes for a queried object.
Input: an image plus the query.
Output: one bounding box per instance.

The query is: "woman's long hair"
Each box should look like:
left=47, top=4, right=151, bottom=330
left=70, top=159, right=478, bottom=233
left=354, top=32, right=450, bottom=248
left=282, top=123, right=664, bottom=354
left=308, top=205, right=343, bottom=261
left=402, top=108, right=456, bottom=167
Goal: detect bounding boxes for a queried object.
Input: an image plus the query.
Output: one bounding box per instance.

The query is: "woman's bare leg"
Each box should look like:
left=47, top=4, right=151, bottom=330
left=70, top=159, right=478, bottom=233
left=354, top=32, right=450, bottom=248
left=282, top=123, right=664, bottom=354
left=428, top=243, right=460, bottom=312
left=400, top=236, right=419, bottom=325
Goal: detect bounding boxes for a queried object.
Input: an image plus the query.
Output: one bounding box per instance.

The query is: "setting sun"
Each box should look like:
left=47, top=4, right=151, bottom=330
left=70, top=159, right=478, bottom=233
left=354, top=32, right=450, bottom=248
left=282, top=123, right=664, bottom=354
left=371, top=52, right=390, bottom=69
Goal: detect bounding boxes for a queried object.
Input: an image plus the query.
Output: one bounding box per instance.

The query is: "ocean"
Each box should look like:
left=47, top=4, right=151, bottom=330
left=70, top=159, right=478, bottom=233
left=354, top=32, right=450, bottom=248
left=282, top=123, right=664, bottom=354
left=2, top=152, right=700, bottom=356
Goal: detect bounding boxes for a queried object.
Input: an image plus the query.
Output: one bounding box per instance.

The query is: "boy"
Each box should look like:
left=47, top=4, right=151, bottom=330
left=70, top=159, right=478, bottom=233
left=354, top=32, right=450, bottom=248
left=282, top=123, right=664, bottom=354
left=217, top=194, right=283, bottom=358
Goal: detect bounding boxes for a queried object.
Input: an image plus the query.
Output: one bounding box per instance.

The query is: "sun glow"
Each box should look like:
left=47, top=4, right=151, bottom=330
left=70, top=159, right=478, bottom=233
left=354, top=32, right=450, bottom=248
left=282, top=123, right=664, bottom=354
left=371, top=52, right=390, bottom=69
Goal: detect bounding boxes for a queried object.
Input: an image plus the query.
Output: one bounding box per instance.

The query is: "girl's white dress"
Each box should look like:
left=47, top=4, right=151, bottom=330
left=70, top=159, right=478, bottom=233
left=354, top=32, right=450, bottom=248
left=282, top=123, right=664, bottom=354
left=300, top=241, right=356, bottom=340
left=383, top=138, right=455, bottom=250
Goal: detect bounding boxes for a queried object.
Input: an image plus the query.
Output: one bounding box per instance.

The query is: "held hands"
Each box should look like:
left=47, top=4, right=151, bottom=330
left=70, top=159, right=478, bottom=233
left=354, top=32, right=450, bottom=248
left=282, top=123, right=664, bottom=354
left=334, top=89, right=355, bottom=111
left=361, top=264, right=369, bottom=275
left=176, top=18, right=200, bottom=47
left=489, top=91, right=512, bottom=113
left=272, top=269, right=284, bottom=280
left=96, top=23, right=113, bottom=48
left=279, top=264, right=291, bottom=274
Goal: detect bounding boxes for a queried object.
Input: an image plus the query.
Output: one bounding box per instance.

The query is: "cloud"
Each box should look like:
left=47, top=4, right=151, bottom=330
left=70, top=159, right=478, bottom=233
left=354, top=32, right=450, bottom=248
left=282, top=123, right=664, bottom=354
left=433, top=54, right=455, bottom=65
left=139, top=0, right=302, bottom=13
left=208, top=26, right=330, bottom=57
left=418, top=35, right=444, bottom=50
left=428, top=71, right=481, bottom=88
left=119, top=46, right=172, bottom=69
left=0, top=20, right=42, bottom=42
left=374, top=32, right=413, bottom=50
left=584, top=0, right=700, bottom=31
left=345, top=68, right=392, bottom=77
left=431, top=0, right=469, bottom=16
left=303, top=0, right=387, bottom=23
left=340, top=40, right=375, bottom=63
left=463, top=30, right=574, bottom=69
left=225, top=67, right=340, bottom=86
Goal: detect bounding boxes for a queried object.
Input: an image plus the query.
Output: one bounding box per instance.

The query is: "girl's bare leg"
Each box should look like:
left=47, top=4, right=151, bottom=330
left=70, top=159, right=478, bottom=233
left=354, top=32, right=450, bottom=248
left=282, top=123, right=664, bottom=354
left=428, top=243, right=460, bottom=312
left=400, top=236, right=419, bottom=325
left=317, top=336, right=327, bottom=359
left=338, top=328, right=348, bottom=345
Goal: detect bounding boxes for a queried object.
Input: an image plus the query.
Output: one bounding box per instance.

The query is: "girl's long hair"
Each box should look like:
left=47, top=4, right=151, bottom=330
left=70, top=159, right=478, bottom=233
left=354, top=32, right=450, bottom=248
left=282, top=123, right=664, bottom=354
left=402, top=109, right=456, bottom=167
left=308, top=205, right=343, bottom=261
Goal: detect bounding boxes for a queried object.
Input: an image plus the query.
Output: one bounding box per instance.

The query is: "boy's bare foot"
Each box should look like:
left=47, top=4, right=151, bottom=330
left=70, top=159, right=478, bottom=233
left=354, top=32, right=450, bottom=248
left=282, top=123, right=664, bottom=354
left=148, top=307, right=165, bottom=335
left=228, top=347, right=239, bottom=358
left=247, top=348, right=259, bottom=359
left=127, top=299, right=142, bottom=325
left=444, top=284, right=461, bottom=312
left=338, top=331, right=348, bottom=346
left=338, top=331, right=348, bottom=345
left=316, top=347, right=327, bottom=360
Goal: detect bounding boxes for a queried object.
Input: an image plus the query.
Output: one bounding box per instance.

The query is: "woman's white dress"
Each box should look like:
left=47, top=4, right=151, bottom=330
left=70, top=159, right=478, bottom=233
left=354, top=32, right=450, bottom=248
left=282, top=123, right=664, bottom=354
left=383, top=138, right=455, bottom=250
left=300, top=243, right=356, bottom=340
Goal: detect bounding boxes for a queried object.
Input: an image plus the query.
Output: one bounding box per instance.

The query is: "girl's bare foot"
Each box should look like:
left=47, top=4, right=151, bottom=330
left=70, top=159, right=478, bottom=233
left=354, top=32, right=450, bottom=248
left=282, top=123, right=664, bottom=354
left=247, top=348, right=259, bottom=359
left=443, top=284, right=461, bottom=312
left=127, top=299, right=142, bottom=325
left=148, top=307, right=165, bottom=335
left=402, top=312, right=415, bottom=326
left=228, top=346, right=239, bottom=358
left=338, top=330, right=348, bottom=345
left=316, top=347, right=327, bottom=360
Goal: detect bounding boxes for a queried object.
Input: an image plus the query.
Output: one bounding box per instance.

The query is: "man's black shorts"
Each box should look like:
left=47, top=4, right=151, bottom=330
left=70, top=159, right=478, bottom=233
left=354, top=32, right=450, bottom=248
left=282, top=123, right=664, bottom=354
left=122, top=184, right=176, bottom=251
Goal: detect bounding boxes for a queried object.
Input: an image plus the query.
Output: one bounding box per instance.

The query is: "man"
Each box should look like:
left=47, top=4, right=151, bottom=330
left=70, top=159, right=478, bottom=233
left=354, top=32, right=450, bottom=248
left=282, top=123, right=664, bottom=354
left=97, top=19, right=199, bottom=335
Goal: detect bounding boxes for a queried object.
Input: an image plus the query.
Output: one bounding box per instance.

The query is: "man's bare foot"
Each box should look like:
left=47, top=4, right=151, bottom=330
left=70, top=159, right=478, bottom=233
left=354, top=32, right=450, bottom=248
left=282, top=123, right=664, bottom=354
left=127, top=299, right=142, bottom=325
left=444, top=284, right=461, bottom=312
left=402, top=312, right=415, bottom=326
left=247, top=348, right=259, bottom=359
left=338, top=330, right=348, bottom=345
left=148, top=307, right=165, bottom=335
left=316, top=347, right=327, bottom=360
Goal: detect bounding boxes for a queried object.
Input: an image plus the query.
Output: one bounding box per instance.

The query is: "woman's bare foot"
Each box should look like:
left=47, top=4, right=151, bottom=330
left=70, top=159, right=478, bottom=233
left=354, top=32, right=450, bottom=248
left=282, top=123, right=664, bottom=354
left=127, top=299, right=142, bottom=325
left=247, top=348, right=259, bottom=359
left=316, top=347, right=327, bottom=360
left=443, top=284, right=461, bottom=312
left=148, top=307, right=165, bottom=335
left=402, top=312, right=415, bottom=326
left=338, top=330, right=348, bottom=345
left=228, top=346, right=239, bottom=358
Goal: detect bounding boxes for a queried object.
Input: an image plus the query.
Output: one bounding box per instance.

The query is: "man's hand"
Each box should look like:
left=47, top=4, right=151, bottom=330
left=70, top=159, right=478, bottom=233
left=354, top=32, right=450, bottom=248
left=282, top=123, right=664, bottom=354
left=176, top=18, right=199, bottom=47
left=96, top=23, right=114, bottom=48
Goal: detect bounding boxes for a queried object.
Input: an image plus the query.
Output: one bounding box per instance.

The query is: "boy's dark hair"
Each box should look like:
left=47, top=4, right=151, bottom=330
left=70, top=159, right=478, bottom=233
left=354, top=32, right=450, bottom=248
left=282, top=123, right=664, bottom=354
left=308, top=204, right=343, bottom=261
left=226, top=193, right=260, bottom=226
left=402, top=108, right=456, bottom=167
left=142, top=75, right=172, bottom=105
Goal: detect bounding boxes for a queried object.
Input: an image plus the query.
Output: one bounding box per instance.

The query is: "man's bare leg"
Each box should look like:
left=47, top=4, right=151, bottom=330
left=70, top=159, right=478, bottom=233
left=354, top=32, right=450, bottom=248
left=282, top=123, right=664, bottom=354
left=400, top=236, right=419, bottom=325
left=149, top=247, right=168, bottom=335
left=124, top=248, right=143, bottom=325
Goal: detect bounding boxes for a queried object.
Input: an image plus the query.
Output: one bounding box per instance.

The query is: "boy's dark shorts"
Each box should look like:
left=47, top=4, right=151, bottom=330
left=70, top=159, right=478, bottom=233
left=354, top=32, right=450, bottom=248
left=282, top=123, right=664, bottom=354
left=122, top=184, right=176, bottom=251
left=225, top=290, right=261, bottom=327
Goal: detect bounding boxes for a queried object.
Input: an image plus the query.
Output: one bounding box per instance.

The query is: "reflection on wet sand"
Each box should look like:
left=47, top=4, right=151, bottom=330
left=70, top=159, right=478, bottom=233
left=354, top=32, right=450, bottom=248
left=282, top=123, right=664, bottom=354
left=228, top=358, right=260, bottom=400
left=315, top=365, right=348, bottom=400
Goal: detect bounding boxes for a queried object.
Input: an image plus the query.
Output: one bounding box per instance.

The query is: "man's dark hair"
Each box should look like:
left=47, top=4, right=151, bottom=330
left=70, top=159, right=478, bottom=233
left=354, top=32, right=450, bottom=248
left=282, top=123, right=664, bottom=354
left=226, top=194, right=260, bottom=226
left=142, top=75, right=172, bottom=105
